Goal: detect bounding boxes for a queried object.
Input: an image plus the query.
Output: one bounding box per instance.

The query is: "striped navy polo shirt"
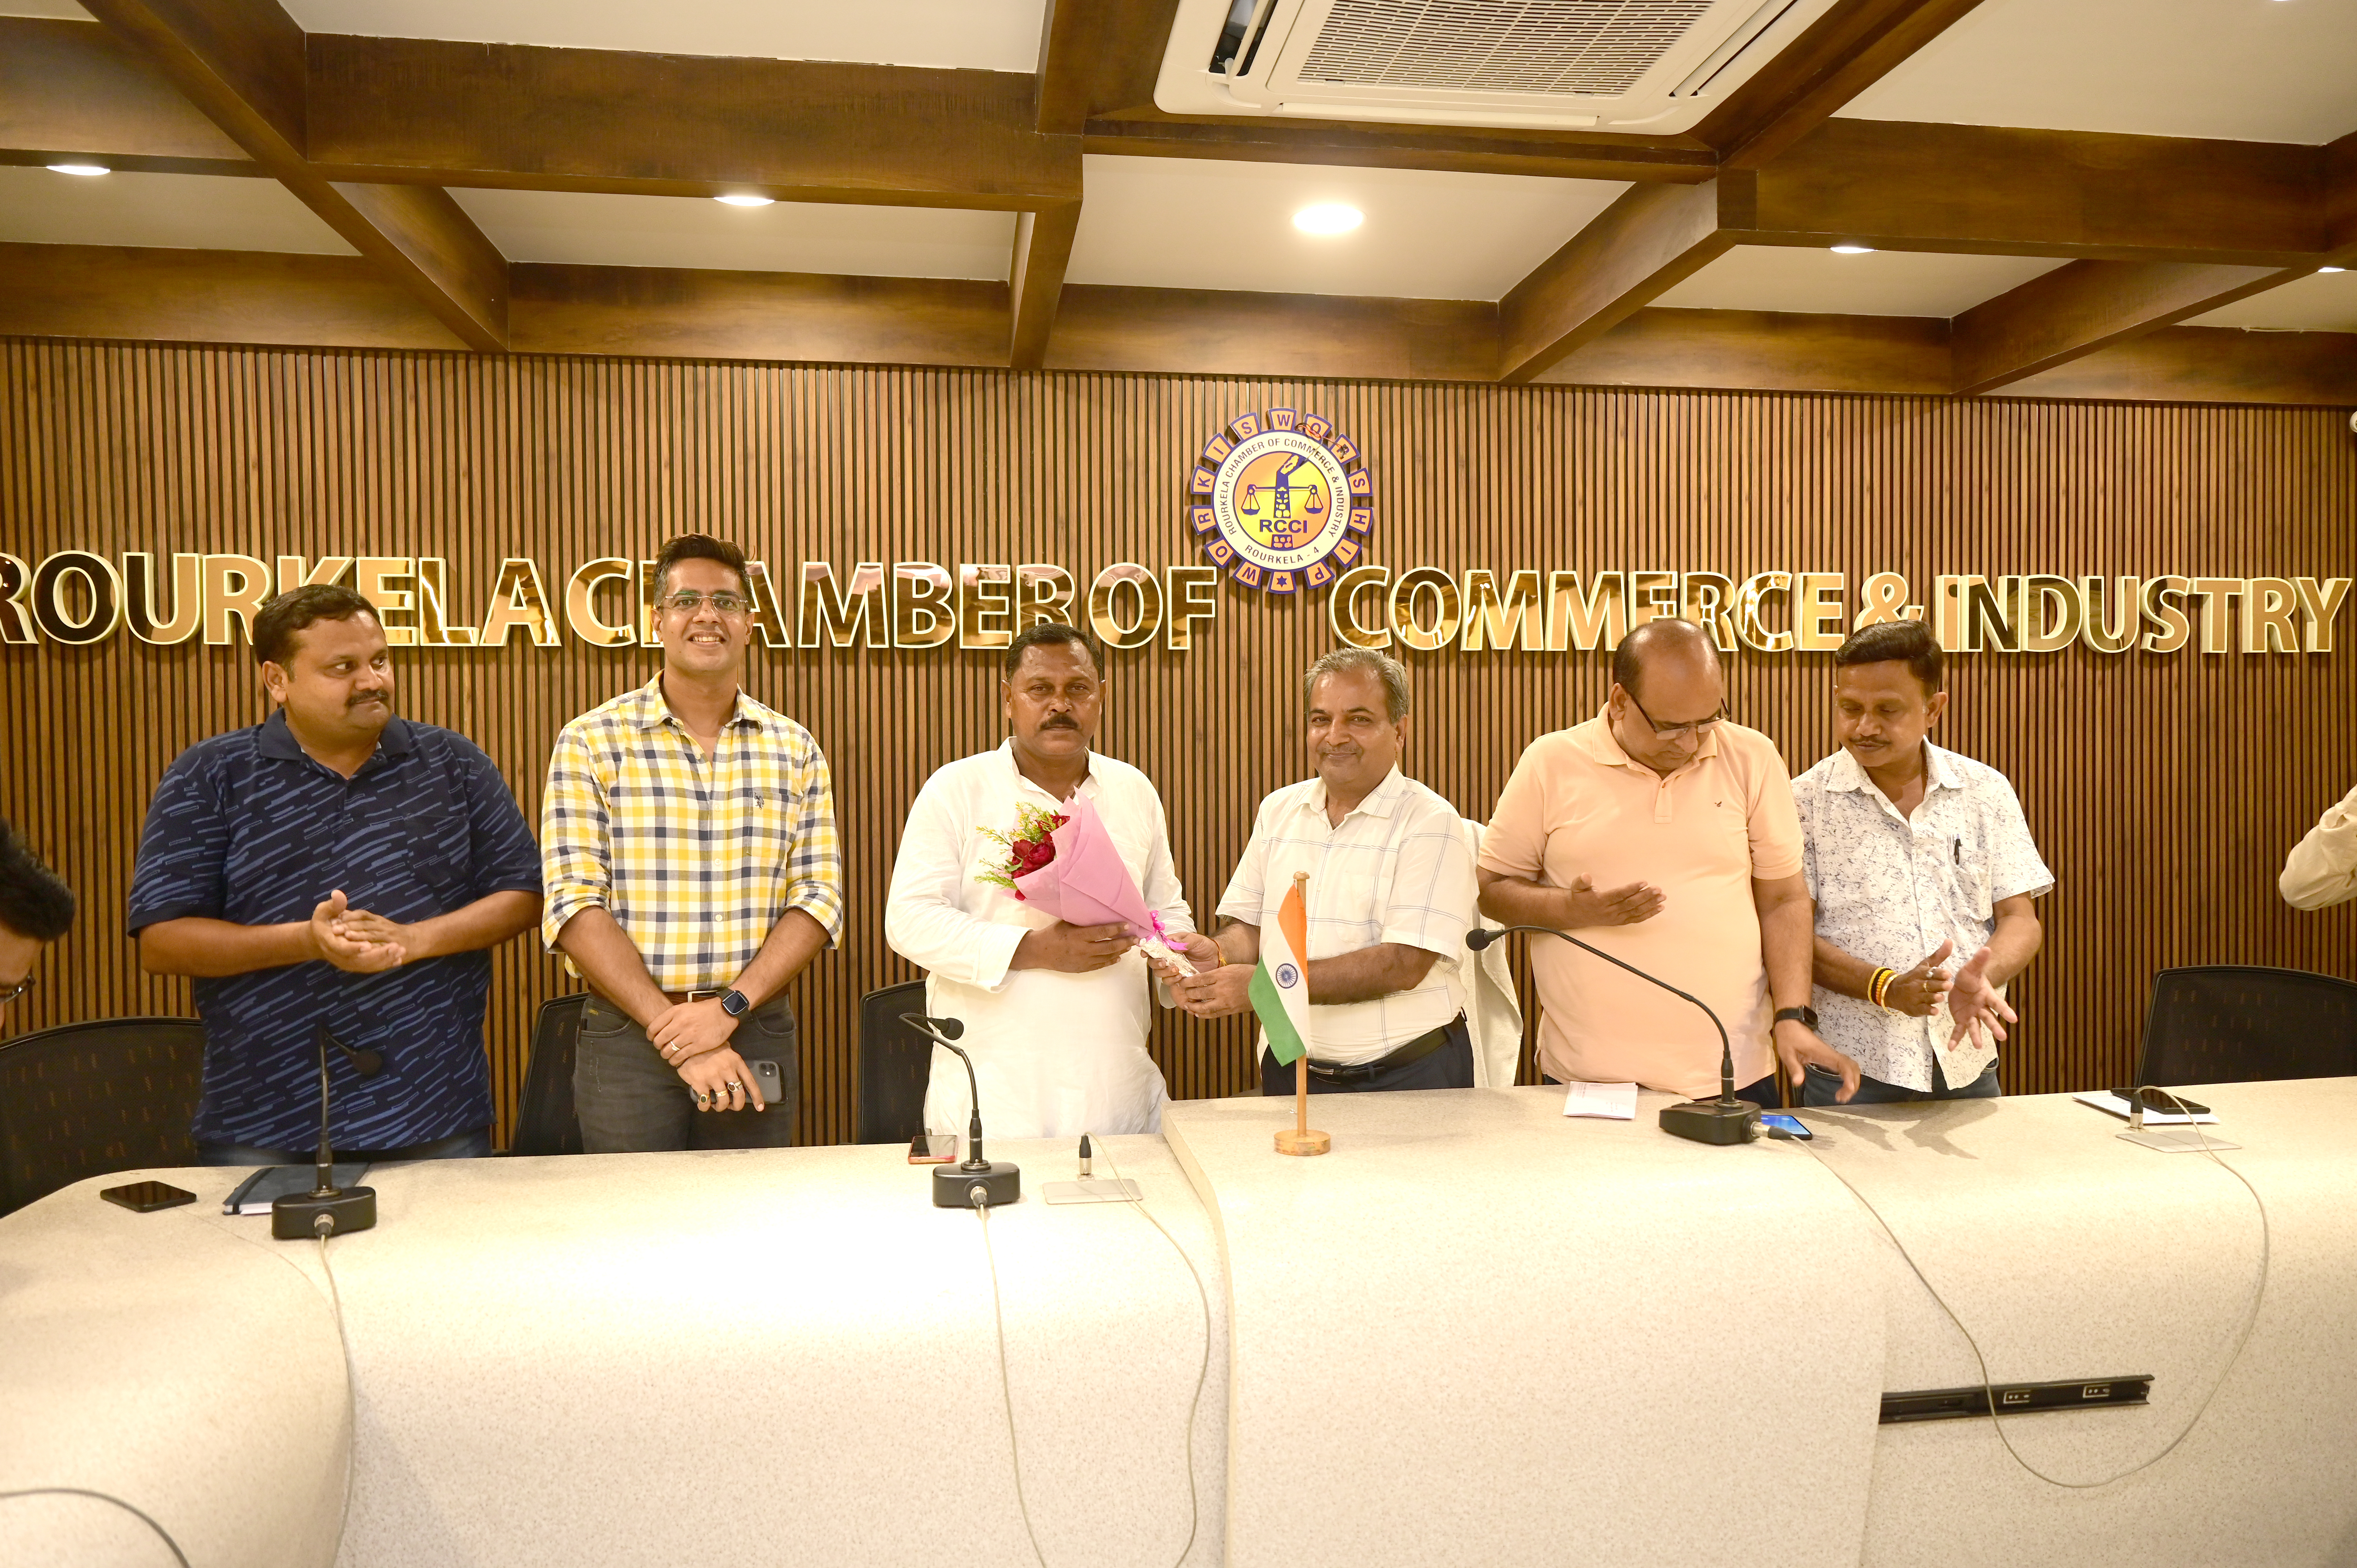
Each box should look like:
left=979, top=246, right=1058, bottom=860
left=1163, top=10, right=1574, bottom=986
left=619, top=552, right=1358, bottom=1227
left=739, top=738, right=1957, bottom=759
left=127, top=710, right=542, bottom=1151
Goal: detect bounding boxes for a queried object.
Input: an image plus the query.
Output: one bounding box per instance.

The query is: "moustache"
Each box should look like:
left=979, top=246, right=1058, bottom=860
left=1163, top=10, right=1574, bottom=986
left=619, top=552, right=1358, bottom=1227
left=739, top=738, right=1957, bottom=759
left=1041, top=717, right=1079, bottom=730
left=348, top=693, right=387, bottom=708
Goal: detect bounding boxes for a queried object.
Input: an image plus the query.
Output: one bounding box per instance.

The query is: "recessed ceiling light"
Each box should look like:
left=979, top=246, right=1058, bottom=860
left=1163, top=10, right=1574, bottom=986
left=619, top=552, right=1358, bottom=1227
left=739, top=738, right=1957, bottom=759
left=1293, top=203, right=1364, bottom=236
left=1830, top=244, right=1873, bottom=254
left=713, top=193, right=774, bottom=207
left=2321, top=265, right=2348, bottom=274
left=47, top=162, right=110, bottom=177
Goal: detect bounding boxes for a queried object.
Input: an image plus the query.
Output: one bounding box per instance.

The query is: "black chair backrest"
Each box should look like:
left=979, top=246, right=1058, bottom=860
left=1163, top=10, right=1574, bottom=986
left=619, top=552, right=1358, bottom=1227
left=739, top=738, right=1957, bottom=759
left=858, top=980, right=933, bottom=1146
left=2137, top=965, right=2357, bottom=1086
left=510, top=992, right=589, bottom=1157
left=0, top=1017, right=206, bottom=1215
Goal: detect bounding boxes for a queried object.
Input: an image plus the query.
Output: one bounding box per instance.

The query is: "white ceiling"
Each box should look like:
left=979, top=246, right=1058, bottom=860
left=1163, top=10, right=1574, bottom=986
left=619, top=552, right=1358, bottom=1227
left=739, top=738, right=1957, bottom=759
left=1067, top=155, right=1627, bottom=301
left=1840, top=0, right=2357, bottom=145
left=0, top=165, right=355, bottom=253
left=2189, top=270, right=2357, bottom=332
left=1653, top=247, right=2065, bottom=318
left=276, top=0, right=1045, bottom=71
left=447, top=188, right=1018, bottom=278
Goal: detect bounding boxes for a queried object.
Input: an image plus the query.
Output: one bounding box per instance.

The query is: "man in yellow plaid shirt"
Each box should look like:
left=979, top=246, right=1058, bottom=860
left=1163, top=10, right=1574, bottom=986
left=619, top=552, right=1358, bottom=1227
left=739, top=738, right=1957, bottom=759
left=540, top=534, right=844, bottom=1152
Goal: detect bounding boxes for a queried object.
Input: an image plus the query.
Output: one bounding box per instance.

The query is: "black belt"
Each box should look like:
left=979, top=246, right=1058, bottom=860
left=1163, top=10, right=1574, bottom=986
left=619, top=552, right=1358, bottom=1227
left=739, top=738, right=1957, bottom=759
left=1303, top=1015, right=1465, bottom=1086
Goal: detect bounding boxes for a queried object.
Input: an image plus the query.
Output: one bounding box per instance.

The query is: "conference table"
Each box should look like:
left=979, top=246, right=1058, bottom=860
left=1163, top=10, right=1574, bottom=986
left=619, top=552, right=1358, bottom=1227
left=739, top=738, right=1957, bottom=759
left=4, top=1080, right=2354, bottom=1568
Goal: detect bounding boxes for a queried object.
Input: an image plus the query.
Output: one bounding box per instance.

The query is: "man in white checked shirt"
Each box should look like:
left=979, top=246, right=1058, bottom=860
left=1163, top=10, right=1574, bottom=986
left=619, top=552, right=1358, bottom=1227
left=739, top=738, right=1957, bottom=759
left=541, top=534, right=845, bottom=1153
left=1793, top=620, right=2051, bottom=1106
left=1172, top=649, right=1480, bottom=1094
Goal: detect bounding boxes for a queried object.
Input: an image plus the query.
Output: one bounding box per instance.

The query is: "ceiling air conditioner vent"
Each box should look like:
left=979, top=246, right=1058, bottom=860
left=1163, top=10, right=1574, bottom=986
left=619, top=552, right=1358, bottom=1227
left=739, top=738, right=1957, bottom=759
left=1296, top=0, right=1717, bottom=97
left=1157, top=0, right=1836, bottom=132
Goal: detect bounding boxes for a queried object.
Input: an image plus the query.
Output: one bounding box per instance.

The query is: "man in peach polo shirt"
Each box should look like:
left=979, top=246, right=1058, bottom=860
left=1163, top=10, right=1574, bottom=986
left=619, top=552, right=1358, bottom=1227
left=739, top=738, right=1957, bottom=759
left=1477, top=618, right=1860, bottom=1105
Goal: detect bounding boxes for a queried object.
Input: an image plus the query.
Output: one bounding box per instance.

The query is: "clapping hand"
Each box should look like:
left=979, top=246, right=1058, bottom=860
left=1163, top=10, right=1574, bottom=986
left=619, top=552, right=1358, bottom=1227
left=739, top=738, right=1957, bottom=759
left=1884, top=941, right=1954, bottom=1017
left=1944, top=945, right=2017, bottom=1052
left=309, top=890, right=406, bottom=974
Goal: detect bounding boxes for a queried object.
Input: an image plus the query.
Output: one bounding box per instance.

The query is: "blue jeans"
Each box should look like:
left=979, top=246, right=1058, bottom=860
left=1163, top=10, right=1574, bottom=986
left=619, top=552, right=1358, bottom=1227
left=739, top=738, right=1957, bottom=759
left=199, top=1125, right=492, bottom=1165
left=1803, top=1057, right=2000, bottom=1107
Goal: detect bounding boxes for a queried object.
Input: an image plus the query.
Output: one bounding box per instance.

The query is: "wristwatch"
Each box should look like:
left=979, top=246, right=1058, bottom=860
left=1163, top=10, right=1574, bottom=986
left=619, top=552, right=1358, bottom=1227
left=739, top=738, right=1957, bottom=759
left=1772, top=1006, right=1820, bottom=1029
left=719, top=989, right=752, bottom=1018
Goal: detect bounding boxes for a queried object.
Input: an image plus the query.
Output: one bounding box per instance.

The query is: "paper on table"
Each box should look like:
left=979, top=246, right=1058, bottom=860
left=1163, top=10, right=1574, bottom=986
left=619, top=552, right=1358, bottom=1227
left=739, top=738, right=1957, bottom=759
left=1562, top=1081, right=1639, bottom=1121
left=2072, top=1091, right=2218, bottom=1125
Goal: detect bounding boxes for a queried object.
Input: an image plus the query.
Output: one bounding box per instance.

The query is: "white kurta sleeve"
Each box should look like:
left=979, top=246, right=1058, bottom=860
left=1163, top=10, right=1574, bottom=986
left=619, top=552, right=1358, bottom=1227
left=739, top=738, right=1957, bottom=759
left=885, top=770, right=1027, bottom=991
left=2281, top=783, right=2357, bottom=911
left=1139, top=784, right=1195, bottom=936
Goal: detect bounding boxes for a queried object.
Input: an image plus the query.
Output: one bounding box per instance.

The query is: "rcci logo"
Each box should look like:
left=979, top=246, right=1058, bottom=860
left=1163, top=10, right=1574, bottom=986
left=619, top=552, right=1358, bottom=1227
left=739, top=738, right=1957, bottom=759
left=1188, top=408, right=1372, bottom=594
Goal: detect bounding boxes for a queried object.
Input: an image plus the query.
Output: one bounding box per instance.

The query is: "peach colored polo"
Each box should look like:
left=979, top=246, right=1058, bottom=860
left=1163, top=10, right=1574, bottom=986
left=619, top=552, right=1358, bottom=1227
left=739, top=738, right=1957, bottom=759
left=1479, top=710, right=1804, bottom=1098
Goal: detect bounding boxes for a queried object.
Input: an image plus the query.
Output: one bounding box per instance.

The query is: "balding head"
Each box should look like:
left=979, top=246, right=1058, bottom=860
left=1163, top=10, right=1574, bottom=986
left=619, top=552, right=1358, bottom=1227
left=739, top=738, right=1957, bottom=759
left=1611, top=616, right=1718, bottom=701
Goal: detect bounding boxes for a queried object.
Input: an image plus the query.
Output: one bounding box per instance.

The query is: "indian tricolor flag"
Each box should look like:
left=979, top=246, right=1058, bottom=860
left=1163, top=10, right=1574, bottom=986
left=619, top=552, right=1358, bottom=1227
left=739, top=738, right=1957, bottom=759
left=1251, top=877, right=1313, bottom=1065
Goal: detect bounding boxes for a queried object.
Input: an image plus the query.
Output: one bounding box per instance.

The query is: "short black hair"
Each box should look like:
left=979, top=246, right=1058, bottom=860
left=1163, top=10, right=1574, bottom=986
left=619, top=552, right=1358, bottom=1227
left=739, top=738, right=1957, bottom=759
left=0, top=818, right=74, bottom=942
left=1610, top=617, right=1717, bottom=701
left=1834, top=619, right=1943, bottom=696
left=1002, top=620, right=1101, bottom=679
left=654, top=534, right=749, bottom=598
left=253, top=584, right=379, bottom=667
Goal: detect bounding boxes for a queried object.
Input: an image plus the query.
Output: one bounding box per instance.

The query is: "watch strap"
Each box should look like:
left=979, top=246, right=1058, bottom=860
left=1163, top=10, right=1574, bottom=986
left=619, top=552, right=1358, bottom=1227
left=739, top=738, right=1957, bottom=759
left=1773, top=1006, right=1819, bottom=1029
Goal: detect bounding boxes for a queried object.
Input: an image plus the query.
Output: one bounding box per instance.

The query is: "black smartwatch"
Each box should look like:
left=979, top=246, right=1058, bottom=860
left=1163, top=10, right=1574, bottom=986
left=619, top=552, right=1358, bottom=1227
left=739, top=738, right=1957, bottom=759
left=1773, top=1006, right=1820, bottom=1029
left=719, top=989, right=751, bottom=1018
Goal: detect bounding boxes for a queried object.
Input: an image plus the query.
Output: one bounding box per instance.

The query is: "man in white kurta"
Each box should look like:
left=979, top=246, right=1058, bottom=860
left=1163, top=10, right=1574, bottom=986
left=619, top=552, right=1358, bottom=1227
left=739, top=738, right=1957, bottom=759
left=885, top=625, right=1198, bottom=1139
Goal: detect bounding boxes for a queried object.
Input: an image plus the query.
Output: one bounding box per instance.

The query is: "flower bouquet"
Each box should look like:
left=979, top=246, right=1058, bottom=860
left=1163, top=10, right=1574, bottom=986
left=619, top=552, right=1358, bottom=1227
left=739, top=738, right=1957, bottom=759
left=976, top=794, right=1197, bottom=977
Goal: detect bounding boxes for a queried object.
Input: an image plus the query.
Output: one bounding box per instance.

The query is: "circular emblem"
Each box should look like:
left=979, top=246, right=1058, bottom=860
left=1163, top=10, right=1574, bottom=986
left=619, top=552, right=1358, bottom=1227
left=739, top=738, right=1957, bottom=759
left=1275, top=963, right=1300, bottom=989
left=1187, top=408, right=1371, bottom=595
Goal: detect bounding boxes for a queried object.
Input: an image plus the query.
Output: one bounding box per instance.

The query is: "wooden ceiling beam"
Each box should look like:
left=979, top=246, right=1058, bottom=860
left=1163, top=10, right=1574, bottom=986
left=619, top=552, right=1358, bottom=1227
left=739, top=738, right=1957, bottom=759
left=1693, top=0, right=1994, bottom=168
left=1009, top=202, right=1083, bottom=371
left=8, top=242, right=2352, bottom=407
left=1037, top=0, right=1186, bottom=127
left=72, top=0, right=509, bottom=351
left=1079, top=113, right=1717, bottom=183
left=0, top=16, right=253, bottom=176
left=1753, top=120, right=2328, bottom=266
left=306, top=34, right=1080, bottom=210
left=1947, top=256, right=2353, bottom=395
left=1497, top=180, right=1739, bottom=383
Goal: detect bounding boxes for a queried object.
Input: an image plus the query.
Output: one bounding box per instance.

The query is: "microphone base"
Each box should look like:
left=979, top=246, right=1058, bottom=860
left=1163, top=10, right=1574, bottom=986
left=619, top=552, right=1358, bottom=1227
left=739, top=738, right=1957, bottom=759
left=1659, top=1099, right=1759, bottom=1146
left=272, top=1184, right=377, bottom=1240
left=933, top=1161, right=1020, bottom=1208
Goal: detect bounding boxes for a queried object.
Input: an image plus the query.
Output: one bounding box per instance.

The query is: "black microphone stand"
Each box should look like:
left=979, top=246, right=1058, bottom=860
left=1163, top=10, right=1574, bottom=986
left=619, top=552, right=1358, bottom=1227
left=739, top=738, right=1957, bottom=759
left=271, top=1024, right=383, bottom=1239
left=1468, top=924, right=1759, bottom=1145
left=901, top=1014, right=1020, bottom=1206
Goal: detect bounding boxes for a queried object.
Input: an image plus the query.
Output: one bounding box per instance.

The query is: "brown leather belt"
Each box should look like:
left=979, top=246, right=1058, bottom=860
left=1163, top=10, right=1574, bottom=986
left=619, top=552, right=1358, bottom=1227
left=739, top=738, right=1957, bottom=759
left=590, top=984, right=729, bottom=1011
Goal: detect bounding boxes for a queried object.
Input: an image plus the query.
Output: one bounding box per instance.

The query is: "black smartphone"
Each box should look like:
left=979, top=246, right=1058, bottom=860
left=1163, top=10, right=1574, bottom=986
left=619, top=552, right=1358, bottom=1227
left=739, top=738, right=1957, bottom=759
left=2110, top=1088, right=2210, bottom=1116
left=1760, top=1112, right=1813, bottom=1141
left=101, top=1180, right=196, bottom=1213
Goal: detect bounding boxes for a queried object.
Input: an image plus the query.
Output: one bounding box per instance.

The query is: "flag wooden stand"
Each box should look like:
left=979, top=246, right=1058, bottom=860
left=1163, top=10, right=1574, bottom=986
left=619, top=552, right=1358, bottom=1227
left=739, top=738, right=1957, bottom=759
left=1274, top=872, right=1330, bottom=1156
left=1275, top=1055, right=1330, bottom=1156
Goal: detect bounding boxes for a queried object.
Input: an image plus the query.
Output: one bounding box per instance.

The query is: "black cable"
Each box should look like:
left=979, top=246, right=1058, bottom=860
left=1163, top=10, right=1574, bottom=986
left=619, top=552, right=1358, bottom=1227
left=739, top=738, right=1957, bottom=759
left=1800, top=1085, right=2269, bottom=1488
left=0, top=1487, right=192, bottom=1567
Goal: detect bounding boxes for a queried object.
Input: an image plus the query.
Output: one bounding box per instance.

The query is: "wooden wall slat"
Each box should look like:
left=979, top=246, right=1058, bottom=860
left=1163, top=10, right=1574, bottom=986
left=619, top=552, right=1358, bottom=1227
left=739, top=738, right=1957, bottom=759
left=4, top=338, right=2355, bottom=1142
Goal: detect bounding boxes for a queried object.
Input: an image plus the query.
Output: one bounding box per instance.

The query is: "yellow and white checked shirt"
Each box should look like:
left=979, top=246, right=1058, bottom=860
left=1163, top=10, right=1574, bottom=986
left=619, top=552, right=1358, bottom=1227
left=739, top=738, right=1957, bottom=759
left=540, top=675, right=845, bottom=991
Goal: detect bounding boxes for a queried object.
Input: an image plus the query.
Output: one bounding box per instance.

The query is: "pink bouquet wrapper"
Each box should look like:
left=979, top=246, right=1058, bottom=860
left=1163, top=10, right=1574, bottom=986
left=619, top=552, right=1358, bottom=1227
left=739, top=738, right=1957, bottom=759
left=1011, top=794, right=1197, bottom=977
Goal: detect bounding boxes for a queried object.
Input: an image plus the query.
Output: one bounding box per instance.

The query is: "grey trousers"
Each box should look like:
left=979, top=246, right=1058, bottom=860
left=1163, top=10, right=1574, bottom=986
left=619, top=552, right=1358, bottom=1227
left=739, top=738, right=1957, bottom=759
left=573, top=994, right=800, bottom=1154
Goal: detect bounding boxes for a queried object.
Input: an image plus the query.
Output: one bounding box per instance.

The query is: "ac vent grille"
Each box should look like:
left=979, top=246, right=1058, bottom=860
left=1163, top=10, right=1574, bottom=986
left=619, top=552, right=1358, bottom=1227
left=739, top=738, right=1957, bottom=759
left=1297, top=0, right=1716, bottom=96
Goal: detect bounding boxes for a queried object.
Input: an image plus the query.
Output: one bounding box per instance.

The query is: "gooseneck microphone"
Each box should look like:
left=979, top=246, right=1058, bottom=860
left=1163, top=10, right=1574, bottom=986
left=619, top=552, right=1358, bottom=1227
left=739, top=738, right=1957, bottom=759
left=1467, top=924, right=1758, bottom=1145
left=901, top=1013, right=1020, bottom=1206
left=271, top=1024, right=383, bottom=1239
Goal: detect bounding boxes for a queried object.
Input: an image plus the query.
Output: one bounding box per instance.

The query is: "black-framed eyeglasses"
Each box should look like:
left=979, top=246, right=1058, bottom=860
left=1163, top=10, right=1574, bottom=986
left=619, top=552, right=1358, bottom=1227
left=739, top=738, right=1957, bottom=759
left=663, top=590, right=752, bottom=617
left=0, top=973, right=33, bottom=1007
left=1626, top=692, right=1726, bottom=742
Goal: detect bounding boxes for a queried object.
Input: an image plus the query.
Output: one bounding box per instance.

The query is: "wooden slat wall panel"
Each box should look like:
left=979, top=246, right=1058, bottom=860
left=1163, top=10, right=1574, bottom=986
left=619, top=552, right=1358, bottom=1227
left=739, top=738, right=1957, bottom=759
left=5, top=337, right=2355, bottom=1143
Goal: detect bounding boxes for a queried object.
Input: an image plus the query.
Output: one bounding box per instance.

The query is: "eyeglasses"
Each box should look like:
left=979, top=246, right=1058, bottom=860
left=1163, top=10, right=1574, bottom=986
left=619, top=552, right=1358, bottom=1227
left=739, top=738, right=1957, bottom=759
left=0, top=973, right=33, bottom=1007
left=663, top=590, right=751, bottom=617
left=1626, top=692, right=1726, bottom=742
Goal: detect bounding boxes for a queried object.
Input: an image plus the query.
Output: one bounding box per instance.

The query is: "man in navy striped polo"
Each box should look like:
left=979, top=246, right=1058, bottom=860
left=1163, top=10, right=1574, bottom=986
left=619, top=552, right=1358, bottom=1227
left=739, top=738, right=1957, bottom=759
left=129, top=584, right=543, bottom=1164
